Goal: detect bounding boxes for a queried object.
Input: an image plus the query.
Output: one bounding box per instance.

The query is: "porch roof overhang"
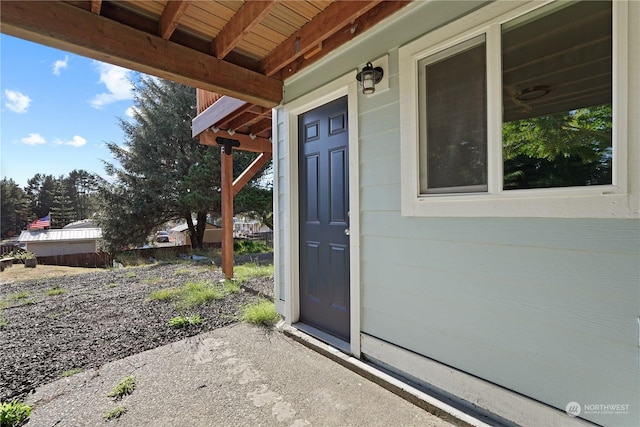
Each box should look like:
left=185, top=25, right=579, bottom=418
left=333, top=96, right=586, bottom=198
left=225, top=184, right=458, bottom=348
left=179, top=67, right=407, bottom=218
left=1, top=0, right=411, bottom=111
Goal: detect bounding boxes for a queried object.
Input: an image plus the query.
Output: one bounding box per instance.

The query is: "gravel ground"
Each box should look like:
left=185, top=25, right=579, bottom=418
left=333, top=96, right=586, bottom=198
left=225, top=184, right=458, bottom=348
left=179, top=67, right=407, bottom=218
left=0, top=259, right=274, bottom=402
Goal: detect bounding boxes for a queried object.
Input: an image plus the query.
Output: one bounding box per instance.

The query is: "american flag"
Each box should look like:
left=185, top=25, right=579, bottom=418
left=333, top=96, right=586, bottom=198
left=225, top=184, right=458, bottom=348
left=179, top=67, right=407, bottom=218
left=29, top=214, right=51, bottom=230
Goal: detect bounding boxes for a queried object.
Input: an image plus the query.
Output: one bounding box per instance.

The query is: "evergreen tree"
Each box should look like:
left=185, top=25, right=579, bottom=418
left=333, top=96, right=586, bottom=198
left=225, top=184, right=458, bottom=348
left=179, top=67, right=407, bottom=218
left=98, top=77, right=270, bottom=252
left=1, top=178, right=30, bottom=238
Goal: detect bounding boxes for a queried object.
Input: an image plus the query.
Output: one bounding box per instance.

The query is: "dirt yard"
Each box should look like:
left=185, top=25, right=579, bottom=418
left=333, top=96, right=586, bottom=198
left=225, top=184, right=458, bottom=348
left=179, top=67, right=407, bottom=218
left=0, top=260, right=273, bottom=402
left=1, top=264, right=98, bottom=284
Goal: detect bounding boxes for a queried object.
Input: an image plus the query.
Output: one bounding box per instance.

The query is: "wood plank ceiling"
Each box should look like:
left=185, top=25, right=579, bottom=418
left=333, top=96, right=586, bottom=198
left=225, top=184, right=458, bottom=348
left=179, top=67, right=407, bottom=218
left=1, top=1, right=411, bottom=141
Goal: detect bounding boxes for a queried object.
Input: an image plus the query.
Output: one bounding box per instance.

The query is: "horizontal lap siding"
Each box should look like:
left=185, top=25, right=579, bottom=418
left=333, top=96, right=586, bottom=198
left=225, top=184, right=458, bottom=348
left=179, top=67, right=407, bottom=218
left=280, top=1, right=640, bottom=424
left=358, top=50, right=639, bottom=424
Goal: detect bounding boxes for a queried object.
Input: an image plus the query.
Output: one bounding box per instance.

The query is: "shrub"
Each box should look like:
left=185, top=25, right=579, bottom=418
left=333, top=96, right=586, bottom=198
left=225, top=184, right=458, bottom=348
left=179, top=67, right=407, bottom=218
left=234, top=239, right=272, bottom=255
left=0, top=400, right=32, bottom=427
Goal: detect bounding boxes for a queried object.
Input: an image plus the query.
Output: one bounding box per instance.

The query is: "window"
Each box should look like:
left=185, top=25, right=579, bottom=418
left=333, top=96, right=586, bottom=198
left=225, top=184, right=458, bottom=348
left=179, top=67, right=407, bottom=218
left=400, top=0, right=632, bottom=218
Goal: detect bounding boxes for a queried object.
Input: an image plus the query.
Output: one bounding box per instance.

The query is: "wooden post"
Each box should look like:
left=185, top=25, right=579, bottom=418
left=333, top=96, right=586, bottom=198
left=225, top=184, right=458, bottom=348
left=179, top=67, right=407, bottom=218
left=221, top=147, right=234, bottom=278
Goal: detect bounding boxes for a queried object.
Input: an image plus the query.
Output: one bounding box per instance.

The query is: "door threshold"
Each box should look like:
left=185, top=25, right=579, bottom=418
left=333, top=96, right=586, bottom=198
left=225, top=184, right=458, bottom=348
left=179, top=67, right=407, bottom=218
left=292, top=322, right=351, bottom=354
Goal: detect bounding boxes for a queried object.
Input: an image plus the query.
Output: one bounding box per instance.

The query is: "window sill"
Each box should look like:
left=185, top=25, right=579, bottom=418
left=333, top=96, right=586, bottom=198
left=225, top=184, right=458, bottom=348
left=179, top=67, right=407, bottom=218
left=401, top=188, right=639, bottom=219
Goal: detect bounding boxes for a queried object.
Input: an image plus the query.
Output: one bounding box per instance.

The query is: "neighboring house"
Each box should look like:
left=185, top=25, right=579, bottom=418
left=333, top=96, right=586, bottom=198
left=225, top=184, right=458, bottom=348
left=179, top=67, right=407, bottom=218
left=270, top=2, right=639, bottom=427
left=17, top=228, right=102, bottom=257
left=233, top=217, right=270, bottom=238
left=169, top=222, right=222, bottom=246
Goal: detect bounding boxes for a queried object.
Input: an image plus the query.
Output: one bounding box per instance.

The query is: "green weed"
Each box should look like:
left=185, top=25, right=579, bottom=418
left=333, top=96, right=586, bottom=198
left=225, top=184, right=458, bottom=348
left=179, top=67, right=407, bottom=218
left=103, top=405, right=127, bottom=421
left=234, top=263, right=274, bottom=283
left=60, top=368, right=83, bottom=378
left=234, top=239, right=272, bottom=255
left=240, top=299, right=279, bottom=326
left=46, top=285, right=66, bottom=296
left=107, top=376, right=136, bottom=400
left=168, top=315, right=202, bottom=328
left=0, top=400, right=32, bottom=427
left=148, top=288, right=181, bottom=301
left=0, top=311, right=7, bottom=328
left=106, top=283, right=120, bottom=288
left=9, top=291, right=31, bottom=301
left=123, top=271, right=137, bottom=278
left=179, top=281, right=224, bottom=308
left=173, top=268, right=191, bottom=275
left=223, top=279, right=241, bottom=294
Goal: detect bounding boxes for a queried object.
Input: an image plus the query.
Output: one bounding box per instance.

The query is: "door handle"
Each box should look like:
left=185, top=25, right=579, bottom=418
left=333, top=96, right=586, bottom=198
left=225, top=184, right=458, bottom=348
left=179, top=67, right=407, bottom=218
left=344, top=228, right=350, bottom=236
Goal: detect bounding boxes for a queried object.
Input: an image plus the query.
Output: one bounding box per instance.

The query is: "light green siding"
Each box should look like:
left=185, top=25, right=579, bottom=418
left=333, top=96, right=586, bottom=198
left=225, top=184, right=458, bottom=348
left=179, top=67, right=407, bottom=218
left=276, top=1, right=640, bottom=425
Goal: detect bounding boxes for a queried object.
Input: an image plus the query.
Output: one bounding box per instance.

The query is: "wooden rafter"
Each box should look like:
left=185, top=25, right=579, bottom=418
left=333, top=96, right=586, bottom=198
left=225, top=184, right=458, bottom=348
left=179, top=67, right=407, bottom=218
left=225, top=107, right=267, bottom=133
left=260, top=0, right=383, bottom=76
left=214, top=0, right=280, bottom=59
left=0, top=1, right=282, bottom=108
left=277, top=1, right=411, bottom=80
left=158, top=0, right=191, bottom=40
left=249, top=118, right=272, bottom=136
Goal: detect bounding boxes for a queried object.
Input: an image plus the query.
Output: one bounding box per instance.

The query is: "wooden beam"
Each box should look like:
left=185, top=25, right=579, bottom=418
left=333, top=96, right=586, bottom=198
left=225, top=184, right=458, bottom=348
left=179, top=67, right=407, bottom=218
left=0, top=1, right=282, bottom=108
left=215, top=0, right=279, bottom=59
left=199, top=130, right=272, bottom=153
left=249, top=118, right=272, bottom=136
left=90, top=0, right=102, bottom=14
left=277, top=1, right=411, bottom=80
left=233, top=152, right=272, bottom=196
left=158, top=1, right=191, bottom=40
left=225, top=107, right=268, bottom=133
left=192, top=97, right=247, bottom=137
left=221, top=148, right=234, bottom=279
left=261, top=0, right=382, bottom=76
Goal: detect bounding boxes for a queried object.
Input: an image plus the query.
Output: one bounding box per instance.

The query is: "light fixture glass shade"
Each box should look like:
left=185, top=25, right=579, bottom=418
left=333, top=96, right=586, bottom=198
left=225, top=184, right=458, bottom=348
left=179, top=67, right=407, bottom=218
left=357, top=62, right=384, bottom=95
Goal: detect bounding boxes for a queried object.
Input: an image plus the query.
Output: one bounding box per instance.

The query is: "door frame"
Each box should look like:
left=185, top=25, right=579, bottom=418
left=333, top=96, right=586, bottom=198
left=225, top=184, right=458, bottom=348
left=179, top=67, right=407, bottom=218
left=281, top=71, right=361, bottom=357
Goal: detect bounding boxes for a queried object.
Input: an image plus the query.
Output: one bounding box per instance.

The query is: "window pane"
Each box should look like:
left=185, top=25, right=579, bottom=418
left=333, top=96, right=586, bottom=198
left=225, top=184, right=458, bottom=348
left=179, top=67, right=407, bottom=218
left=502, top=1, right=612, bottom=190
left=419, top=37, right=487, bottom=194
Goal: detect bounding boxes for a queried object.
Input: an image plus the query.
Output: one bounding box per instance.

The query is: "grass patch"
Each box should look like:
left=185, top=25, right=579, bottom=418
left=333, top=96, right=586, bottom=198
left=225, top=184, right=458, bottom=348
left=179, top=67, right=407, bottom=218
left=148, top=288, right=181, bottom=301
left=103, top=405, right=127, bottom=421
left=0, top=400, right=32, bottom=427
left=123, top=271, right=137, bottom=278
left=60, top=368, right=83, bottom=378
left=9, top=291, right=31, bottom=301
left=173, top=267, right=191, bottom=275
left=179, top=281, right=224, bottom=308
left=0, top=311, right=7, bottom=328
left=233, top=263, right=274, bottom=283
left=46, top=285, right=66, bottom=296
left=141, top=277, right=164, bottom=285
left=106, top=282, right=120, bottom=288
left=240, top=299, right=279, bottom=326
left=107, top=376, right=136, bottom=400
left=168, top=315, right=202, bottom=328
left=223, top=279, right=241, bottom=294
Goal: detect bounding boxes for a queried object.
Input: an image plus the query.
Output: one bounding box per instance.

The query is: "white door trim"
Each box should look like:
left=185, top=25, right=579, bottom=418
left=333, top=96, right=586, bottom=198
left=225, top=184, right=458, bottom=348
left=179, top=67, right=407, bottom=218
left=282, top=71, right=361, bottom=357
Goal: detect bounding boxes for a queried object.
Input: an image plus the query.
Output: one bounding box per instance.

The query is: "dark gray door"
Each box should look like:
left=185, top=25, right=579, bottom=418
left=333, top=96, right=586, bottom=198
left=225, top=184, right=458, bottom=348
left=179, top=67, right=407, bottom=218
left=298, top=95, right=350, bottom=341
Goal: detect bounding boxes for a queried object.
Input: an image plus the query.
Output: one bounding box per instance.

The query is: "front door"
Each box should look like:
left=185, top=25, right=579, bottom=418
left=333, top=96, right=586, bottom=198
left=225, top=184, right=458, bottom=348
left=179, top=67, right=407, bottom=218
left=298, top=95, right=350, bottom=341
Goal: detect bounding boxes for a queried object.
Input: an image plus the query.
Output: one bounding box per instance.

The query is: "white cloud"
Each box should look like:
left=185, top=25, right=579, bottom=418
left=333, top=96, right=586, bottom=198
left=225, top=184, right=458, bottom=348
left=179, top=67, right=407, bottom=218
left=90, top=62, right=134, bottom=109
left=55, top=135, right=87, bottom=147
left=5, top=89, right=32, bottom=113
left=21, top=133, right=46, bottom=145
left=53, top=55, right=69, bottom=76
left=125, top=106, right=137, bottom=118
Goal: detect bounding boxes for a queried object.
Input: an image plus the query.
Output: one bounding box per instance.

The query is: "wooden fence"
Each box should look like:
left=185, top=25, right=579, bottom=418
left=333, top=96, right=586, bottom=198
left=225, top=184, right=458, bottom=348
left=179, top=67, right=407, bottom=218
left=36, top=252, right=113, bottom=268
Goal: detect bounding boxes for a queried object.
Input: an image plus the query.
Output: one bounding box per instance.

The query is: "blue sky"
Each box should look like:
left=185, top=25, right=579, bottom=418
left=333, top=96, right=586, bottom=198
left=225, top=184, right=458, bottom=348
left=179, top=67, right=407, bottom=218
left=1, top=34, right=140, bottom=188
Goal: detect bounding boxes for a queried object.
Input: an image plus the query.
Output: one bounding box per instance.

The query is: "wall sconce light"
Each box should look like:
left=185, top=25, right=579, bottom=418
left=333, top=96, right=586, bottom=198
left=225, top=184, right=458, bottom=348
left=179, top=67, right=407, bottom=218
left=356, top=62, right=384, bottom=94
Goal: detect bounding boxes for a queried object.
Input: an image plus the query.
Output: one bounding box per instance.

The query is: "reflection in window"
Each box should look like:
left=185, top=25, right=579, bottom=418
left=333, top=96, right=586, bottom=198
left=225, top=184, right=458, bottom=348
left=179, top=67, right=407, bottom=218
left=501, top=1, right=612, bottom=190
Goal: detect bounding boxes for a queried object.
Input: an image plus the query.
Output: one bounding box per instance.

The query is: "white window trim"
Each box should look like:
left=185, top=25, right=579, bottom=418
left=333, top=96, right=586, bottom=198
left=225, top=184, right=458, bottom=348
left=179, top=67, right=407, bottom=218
left=399, top=0, right=636, bottom=218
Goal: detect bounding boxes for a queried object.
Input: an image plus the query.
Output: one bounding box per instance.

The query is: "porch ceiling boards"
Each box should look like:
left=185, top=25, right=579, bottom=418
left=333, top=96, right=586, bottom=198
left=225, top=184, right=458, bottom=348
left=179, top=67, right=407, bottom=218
left=1, top=0, right=411, bottom=110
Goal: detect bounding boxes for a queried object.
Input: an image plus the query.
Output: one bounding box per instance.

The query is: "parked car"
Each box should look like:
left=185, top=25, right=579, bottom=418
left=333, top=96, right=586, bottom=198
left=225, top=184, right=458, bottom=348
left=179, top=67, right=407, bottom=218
left=155, top=231, right=170, bottom=243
